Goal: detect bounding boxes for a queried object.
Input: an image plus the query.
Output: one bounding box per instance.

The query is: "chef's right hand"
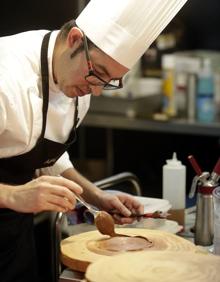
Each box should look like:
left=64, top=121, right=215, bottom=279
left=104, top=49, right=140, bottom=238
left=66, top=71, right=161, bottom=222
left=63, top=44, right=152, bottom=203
left=4, top=175, right=83, bottom=213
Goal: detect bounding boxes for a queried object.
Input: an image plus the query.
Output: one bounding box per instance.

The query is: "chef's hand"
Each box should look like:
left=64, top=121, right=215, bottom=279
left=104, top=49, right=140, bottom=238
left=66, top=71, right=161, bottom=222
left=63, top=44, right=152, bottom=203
left=5, top=176, right=83, bottom=213
left=96, top=191, right=144, bottom=224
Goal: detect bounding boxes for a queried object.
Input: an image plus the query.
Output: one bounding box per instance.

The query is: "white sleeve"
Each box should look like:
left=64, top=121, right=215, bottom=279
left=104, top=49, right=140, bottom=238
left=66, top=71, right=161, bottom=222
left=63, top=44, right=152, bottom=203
left=0, top=91, right=7, bottom=135
left=36, top=151, right=73, bottom=176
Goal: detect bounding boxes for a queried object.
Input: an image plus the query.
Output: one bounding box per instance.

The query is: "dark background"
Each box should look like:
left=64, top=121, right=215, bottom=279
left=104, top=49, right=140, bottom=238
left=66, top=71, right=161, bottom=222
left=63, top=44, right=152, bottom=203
left=0, top=1, right=81, bottom=35
left=180, top=0, right=220, bottom=50
left=1, top=0, right=220, bottom=49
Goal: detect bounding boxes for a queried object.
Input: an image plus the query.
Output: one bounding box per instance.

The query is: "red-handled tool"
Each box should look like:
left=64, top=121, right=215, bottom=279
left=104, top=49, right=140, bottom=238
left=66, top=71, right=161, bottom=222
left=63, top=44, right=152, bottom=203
left=210, top=157, right=220, bottom=184
left=188, top=155, right=203, bottom=176
left=109, top=210, right=169, bottom=219
left=213, top=158, right=220, bottom=175
left=188, top=155, right=210, bottom=198
left=188, top=155, right=220, bottom=246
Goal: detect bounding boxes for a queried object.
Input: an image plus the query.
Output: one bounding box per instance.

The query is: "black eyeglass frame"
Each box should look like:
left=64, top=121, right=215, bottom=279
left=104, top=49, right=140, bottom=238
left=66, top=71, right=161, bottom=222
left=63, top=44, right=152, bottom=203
left=82, top=32, right=123, bottom=90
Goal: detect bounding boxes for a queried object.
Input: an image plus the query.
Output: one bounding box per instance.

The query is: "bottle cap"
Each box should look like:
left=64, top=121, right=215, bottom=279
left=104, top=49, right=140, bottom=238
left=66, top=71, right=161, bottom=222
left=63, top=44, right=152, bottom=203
left=166, top=152, right=182, bottom=166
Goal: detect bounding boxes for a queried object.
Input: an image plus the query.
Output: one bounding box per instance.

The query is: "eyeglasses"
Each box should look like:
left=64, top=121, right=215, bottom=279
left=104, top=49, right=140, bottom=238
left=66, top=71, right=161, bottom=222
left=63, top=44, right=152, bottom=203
left=82, top=32, right=123, bottom=90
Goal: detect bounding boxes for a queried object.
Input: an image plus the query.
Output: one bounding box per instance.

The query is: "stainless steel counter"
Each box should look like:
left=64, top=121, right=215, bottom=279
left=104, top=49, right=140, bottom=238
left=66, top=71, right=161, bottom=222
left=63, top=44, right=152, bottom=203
left=59, top=269, right=84, bottom=282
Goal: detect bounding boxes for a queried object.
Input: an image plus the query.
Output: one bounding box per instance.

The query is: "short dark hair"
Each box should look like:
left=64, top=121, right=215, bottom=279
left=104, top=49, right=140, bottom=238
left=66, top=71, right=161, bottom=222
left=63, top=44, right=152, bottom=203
left=58, top=19, right=95, bottom=50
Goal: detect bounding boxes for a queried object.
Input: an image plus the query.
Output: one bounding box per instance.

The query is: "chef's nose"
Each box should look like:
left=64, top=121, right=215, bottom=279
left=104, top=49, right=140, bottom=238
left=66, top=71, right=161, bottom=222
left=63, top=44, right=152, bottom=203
left=90, top=85, right=103, bottom=96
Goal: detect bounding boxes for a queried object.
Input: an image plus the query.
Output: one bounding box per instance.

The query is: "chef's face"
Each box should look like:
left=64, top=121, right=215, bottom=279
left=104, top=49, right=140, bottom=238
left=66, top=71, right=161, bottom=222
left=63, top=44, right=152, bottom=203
left=54, top=28, right=129, bottom=98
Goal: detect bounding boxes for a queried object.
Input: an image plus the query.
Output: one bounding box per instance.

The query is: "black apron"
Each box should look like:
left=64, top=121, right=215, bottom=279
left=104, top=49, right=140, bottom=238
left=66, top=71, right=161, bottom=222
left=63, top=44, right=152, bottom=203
left=0, top=32, right=79, bottom=282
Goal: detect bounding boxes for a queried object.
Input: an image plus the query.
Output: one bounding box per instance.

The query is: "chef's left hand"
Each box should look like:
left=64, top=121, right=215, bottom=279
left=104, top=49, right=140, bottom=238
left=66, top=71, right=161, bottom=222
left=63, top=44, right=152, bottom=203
left=96, top=191, right=144, bottom=224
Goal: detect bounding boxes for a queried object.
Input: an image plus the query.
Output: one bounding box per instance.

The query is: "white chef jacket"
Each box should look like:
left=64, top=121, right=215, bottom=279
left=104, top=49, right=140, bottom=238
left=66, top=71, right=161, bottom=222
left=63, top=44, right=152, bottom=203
left=0, top=30, right=91, bottom=176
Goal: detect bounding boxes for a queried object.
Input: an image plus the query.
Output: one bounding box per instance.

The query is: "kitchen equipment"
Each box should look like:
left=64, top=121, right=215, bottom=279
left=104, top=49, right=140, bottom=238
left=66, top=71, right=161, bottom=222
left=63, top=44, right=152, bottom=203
left=89, top=94, right=162, bottom=118
left=60, top=228, right=197, bottom=272
left=188, top=155, right=220, bottom=246
left=162, top=152, right=186, bottom=225
left=213, top=186, right=220, bottom=255
left=73, top=194, right=117, bottom=237
left=74, top=193, right=99, bottom=217
left=196, top=58, right=215, bottom=123
left=134, top=196, right=171, bottom=213
left=162, top=54, right=176, bottom=117
left=117, top=218, right=183, bottom=234
left=73, top=194, right=170, bottom=239
left=163, top=152, right=186, bottom=210
left=109, top=210, right=169, bottom=218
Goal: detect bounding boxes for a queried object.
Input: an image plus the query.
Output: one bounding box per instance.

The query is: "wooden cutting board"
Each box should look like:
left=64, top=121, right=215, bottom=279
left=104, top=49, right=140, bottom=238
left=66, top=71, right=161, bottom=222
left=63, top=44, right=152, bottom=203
left=60, top=228, right=198, bottom=272
left=85, top=250, right=220, bottom=282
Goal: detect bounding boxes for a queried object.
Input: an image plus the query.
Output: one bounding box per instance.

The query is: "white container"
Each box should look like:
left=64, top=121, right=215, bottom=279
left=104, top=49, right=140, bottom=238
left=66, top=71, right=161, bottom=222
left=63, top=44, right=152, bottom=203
left=135, top=78, right=162, bottom=97
left=162, top=152, right=186, bottom=209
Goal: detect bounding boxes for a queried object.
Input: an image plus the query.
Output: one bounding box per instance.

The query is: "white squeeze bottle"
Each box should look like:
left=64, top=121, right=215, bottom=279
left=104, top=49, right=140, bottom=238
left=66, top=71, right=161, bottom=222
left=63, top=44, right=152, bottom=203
left=162, top=152, right=186, bottom=225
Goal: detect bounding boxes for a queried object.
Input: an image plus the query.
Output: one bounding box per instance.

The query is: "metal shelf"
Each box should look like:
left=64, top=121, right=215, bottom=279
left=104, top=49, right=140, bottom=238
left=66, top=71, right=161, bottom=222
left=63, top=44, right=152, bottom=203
left=82, top=112, right=220, bottom=137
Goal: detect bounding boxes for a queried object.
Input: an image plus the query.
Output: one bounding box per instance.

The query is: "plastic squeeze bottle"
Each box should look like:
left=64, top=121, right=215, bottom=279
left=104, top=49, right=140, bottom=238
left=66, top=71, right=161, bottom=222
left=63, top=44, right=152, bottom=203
left=162, top=152, right=186, bottom=225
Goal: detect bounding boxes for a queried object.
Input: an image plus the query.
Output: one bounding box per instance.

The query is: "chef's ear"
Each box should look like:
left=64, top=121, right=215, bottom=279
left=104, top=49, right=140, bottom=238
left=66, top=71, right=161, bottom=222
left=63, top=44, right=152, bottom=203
left=67, top=27, right=83, bottom=49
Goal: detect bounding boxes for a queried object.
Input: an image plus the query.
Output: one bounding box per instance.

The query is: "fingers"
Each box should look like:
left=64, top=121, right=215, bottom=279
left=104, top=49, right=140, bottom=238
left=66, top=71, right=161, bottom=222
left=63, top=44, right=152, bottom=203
left=32, top=176, right=83, bottom=212
left=118, top=194, right=144, bottom=215
left=47, top=194, right=77, bottom=212
left=112, top=213, right=135, bottom=225
left=56, top=176, right=83, bottom=194
left=134, top=202, right=144, bottom=216
left=108, top=194, right=145, bottom=225
left=43, top=202, right=72, bottom=213
left=110, top=197, right=131, bottom=218
left=37, top=175, right=83, bottom=194
left=48, top=184, right=76, bottom=202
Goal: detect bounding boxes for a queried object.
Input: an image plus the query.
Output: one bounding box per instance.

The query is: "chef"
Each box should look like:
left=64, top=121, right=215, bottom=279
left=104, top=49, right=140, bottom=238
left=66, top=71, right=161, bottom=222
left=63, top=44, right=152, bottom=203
left=0, top=0, right=188, bottom=281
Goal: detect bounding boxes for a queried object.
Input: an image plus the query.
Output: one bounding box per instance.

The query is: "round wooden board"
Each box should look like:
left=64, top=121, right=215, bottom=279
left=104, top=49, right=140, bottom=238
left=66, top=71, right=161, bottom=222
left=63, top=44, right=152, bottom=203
left=85, top=250, right=220, bottom=282
left=60, top=228, right=198, bottom=272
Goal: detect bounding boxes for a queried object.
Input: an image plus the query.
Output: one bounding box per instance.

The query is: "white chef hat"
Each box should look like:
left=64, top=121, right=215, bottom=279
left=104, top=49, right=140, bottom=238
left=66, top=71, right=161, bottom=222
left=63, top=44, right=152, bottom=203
left=76, top=0, right=188, bottom=69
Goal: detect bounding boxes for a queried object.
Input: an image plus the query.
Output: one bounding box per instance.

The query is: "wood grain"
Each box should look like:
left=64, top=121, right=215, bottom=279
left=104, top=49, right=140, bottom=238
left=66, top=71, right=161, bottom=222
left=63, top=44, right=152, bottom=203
left=61, top=228, right=197, bottom=272
left=85, top=250, right=220, bottom=282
